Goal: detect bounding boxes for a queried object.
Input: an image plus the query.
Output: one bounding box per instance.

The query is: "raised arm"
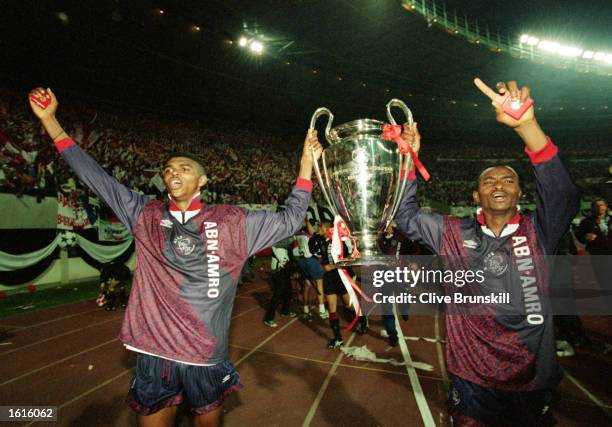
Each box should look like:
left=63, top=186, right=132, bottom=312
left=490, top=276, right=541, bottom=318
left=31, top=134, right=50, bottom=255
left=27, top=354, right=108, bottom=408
left=29, top=88, right=148, bottom=232
left=393, top=123, right=444, bottom=254
left=474, top=78, right=580, bottom=252
left=245, top=131, right=322, bottom=256
left=526, top=137, right=580, bottom=253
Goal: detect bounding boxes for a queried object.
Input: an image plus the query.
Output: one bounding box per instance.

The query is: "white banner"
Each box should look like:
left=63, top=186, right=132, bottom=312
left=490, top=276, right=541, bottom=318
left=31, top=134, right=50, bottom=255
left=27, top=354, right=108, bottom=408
left=56, top=192, right=94, bottom=230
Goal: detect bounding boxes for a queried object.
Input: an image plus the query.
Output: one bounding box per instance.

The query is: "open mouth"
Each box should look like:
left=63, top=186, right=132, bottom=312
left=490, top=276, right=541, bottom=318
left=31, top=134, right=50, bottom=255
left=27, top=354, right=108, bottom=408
left=169, top=178, right=182, bottom=190
left=491, top=191, right=508, bottom=202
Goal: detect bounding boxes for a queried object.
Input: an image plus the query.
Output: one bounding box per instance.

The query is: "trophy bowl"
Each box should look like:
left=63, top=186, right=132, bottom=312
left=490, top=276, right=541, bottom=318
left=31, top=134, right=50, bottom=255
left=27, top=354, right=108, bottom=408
left=310, top=99, right=414, bottom=266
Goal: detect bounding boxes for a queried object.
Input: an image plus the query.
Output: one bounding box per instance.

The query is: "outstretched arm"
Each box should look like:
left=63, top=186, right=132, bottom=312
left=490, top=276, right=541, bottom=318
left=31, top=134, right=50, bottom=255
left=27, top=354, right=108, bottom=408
left=29, top=88, right=149, bottom=232
left=245, top=131, right=323, bottom=257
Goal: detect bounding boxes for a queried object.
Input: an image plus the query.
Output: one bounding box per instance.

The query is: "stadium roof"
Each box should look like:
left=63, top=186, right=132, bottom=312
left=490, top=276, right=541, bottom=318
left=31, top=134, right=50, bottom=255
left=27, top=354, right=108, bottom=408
left=2, top=0, right=611, bottom=138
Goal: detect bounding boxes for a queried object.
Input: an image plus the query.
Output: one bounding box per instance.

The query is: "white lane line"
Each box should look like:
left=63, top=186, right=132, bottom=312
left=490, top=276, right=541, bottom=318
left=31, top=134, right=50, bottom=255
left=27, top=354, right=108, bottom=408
left=1, top=317, right=121, bottom=356
left=237, top=285, right=268, bottom=296
left=302, top=305, right=377, bottom=427
left=14, top=303, right=270, bottom=420
left=231, top=305, right=260, bottom=320
left=0, top=324, right=26, bottom=329
left=235, top=317, right=299, bottom=366
left=434, top=311, right=448, bottom=383
left=21, top=368, right=134, bottom=427
left=0, top=338, right=119, bottom=387
left=301, top=332, right=357, bottom=427
left=563, top=368, right=612, bottom=421
left=3, top=302, right=260, bottom=387
left=395, top=304, right=435, bottom=427
left=5, top=308, right=101, bottom=331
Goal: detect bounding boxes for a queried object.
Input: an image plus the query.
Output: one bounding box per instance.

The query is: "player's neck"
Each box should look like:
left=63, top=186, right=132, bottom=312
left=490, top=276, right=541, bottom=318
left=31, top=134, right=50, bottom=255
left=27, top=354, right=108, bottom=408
left=482, top=209, right=517, bottom=237
left=169, top=192, right=201, bottom=212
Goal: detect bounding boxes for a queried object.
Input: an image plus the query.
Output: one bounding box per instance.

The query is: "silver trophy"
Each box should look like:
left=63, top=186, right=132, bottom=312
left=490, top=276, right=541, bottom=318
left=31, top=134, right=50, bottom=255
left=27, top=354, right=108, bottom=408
left=309, top=99, right=414, bottom=266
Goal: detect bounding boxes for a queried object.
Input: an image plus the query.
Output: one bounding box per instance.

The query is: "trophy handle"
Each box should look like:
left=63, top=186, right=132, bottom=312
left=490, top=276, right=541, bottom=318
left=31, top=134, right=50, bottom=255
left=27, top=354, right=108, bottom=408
left=385, top=99, right=414, bottom=223
left=309, top=108, right=339, bottom=217
left=386, top=98, right=414, bottom=126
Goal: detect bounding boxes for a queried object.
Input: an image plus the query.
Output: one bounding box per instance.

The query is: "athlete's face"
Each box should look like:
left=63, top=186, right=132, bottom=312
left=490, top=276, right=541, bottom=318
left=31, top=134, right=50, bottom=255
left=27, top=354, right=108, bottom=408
left=594, top=200, right=608, bottom=217
left=473, top=166, right=522, bottom=213
left=319, top=223, right=331, bottom=238
left=162, top=157, right=207, bottom=201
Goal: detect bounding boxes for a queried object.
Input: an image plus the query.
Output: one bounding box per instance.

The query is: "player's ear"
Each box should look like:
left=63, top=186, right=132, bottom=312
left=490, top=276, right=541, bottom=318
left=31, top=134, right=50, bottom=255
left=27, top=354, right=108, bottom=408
left=198, top=174, right=207, bottom=188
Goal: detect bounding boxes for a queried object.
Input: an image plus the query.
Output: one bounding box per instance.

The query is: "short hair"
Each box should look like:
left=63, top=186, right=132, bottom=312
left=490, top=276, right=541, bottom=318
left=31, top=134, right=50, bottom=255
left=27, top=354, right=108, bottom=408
left=591, top=197, right=607, bottom=212
left=163, top=152, right=206, bottom=175
left=477, top=165, right=520, bottom=188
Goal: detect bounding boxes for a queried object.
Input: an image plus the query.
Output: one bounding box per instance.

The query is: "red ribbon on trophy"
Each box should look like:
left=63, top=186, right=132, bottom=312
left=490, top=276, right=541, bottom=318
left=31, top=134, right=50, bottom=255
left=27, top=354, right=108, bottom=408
left=382, top=124, right=430, bottom=181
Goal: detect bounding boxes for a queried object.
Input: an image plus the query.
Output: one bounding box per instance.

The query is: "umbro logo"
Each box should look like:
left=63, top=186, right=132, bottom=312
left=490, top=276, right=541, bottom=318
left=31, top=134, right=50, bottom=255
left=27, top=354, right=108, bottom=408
left=160, top=219, right=173, bottom=228
left=462, top=240, right=478, bottom=249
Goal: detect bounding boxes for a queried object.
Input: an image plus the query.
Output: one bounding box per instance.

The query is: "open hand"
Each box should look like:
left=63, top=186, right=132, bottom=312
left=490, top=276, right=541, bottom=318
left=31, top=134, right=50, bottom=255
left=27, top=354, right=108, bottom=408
left=28, top=87, right=58, bottom=120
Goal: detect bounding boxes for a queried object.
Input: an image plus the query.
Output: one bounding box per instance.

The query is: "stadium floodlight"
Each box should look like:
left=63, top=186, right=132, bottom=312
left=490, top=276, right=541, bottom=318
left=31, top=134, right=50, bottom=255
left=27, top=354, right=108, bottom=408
left=558, top=46, right=583, bottom=57
left=520, top=34, right=529, bottom=44
left=593, top=52, right=606, bottom=61
left=238, top=37, right=248, bottom=47
left=527, top=36, right=539, bottom=46
left=538, top=40, right=560, bottom=53
left=583, top=50, right=595, bottom=59
left=250, top=40, right=264, bottom=54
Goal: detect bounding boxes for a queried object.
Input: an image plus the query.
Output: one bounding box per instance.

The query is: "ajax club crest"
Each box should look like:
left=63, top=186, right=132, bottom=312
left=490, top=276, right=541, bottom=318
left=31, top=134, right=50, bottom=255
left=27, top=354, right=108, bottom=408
left=173, top=234, right=196, bottom=256
left=483, top=251, right=508, bottom=276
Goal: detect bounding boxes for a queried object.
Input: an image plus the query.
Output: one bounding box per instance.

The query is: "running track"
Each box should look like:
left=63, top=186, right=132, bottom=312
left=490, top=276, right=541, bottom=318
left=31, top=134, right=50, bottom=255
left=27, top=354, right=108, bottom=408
left=0, top=273, right=610, bottom=426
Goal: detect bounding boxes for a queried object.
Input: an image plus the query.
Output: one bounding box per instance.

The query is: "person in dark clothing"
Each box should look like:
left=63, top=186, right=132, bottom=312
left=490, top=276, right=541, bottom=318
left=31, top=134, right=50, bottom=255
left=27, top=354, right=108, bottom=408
left=576, top=198, right=611, bottom=255
left=263, top=241, right=299, bottom=327
left=309, top=222, right=365, bottom=348
left=395, top=78, right=579, bottom=426
left=377, top=223, right=412, bottom=347
left=98, top=261, right=131, bottom=311
left=576, top=198, right=611, bottom=311
left=29, top=87, right=322, bottom=427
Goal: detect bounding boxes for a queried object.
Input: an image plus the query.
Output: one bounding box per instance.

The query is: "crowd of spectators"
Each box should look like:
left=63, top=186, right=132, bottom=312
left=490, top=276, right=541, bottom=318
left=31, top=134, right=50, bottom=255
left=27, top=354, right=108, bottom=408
left=1, top=87, right=610, bottom=208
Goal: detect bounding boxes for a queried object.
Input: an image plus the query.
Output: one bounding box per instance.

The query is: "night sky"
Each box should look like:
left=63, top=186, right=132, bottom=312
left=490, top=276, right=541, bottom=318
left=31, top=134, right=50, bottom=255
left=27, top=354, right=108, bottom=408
left=2, top=0, right=611, bottom=139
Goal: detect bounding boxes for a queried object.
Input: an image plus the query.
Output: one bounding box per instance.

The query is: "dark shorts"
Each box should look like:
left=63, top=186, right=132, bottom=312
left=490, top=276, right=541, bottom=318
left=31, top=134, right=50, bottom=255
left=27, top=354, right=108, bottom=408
left=126, top=353, right=243, bottom=416
left=447, top=374, right=556, bottom=427
left=298, top=257, right=324, bottom=281
left=323, top=271, right=347, bottom=295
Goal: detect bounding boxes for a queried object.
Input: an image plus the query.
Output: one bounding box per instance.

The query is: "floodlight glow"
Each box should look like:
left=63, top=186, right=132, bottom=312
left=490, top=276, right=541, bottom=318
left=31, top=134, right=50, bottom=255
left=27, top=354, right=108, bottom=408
left=559, top=46, right=583, bottom=57
left=520, top=34, right=529, bottom=44
left=238, top=37, right=248, bottom=47
left=593, top=52, right=605, bottom=61
left=605, top=54, right=612, bottom=64
left=583, top=50, right=595, bottom=59
left=250, top=40, right=264, bottom=53
left=538, top=41, right=560, bottom=53
left=527, top=37, right=539, bottom=46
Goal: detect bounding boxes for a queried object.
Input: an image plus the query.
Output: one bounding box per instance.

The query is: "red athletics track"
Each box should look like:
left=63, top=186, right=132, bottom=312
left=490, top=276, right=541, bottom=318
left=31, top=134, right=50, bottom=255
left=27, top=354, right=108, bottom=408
left=0, top=270, right=610, bottom=427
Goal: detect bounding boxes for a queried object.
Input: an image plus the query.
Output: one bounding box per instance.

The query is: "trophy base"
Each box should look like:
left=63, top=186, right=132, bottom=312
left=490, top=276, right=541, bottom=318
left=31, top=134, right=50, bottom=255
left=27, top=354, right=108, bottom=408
left=335, top=255, right=390, bottom=267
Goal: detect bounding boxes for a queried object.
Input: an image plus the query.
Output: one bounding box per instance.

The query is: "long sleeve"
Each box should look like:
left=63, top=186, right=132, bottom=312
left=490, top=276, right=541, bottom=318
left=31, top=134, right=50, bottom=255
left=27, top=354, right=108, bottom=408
left=55, top=137, right=149, bottom=232
left=245, top=177, right=311, bottom=257
left=393, top=173, right=444, bottom=254
left=527, top=138, right=580, bottom=254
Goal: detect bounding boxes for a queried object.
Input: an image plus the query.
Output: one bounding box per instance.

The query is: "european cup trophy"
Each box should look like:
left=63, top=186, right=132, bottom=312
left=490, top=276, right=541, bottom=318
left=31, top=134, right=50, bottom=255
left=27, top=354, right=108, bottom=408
left=309, top=99, right=415, bottom=266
